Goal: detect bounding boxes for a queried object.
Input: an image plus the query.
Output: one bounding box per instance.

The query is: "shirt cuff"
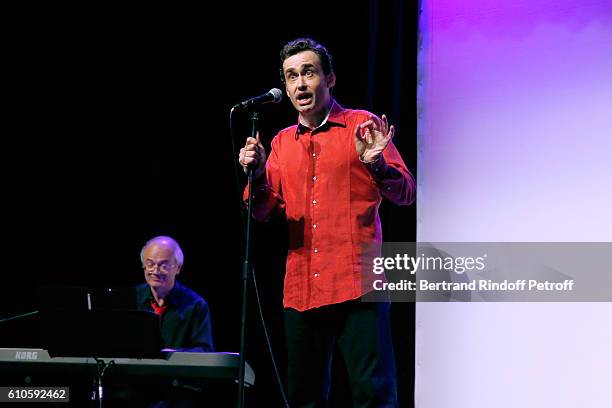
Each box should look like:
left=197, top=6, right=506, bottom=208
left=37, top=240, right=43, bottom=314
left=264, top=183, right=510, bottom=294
left=361, top=154, right=389, bottom=179
left=251, top=173, right=271, bottom=190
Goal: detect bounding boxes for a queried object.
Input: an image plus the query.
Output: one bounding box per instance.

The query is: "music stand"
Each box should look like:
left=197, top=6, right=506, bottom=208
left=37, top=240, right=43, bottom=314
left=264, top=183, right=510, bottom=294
left=38, top=286, right=164, bottom=407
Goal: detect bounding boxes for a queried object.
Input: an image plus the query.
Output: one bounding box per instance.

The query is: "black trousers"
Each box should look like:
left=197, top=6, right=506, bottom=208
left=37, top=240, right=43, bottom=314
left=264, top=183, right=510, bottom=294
left=284, top=300, right=398, bottom=408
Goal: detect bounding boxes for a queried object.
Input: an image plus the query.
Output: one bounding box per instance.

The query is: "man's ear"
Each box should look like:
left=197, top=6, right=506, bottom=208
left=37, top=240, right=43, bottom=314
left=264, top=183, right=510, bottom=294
left=326, top=72, right=336, bottom=89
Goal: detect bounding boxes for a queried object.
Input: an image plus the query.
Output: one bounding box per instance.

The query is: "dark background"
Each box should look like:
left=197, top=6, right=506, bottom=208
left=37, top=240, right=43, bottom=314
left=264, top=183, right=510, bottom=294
left=2, top=1, right=417, bottom=406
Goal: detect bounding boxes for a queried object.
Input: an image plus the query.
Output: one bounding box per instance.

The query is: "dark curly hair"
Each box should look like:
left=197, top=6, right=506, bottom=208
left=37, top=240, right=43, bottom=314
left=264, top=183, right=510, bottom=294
left=279, top=38, right=334, bottom=84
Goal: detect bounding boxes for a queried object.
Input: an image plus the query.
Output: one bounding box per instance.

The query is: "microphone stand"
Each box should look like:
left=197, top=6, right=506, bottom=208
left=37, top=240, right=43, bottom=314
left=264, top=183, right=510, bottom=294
left=237, top=110, right=258, bottom=408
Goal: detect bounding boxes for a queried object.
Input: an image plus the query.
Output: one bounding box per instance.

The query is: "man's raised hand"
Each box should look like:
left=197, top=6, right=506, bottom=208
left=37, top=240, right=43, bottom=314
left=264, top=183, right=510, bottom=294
left=354, top=114, right=395, bottom=163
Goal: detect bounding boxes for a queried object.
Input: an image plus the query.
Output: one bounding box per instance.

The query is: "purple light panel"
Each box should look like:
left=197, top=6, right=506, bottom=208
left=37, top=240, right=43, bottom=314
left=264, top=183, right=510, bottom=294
left=416, top=1, right=612, bottom=407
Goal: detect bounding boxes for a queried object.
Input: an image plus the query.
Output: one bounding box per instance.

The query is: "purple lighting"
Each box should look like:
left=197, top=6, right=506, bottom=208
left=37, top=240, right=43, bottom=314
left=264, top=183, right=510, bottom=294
left=417, top=1, right=612, bottom=407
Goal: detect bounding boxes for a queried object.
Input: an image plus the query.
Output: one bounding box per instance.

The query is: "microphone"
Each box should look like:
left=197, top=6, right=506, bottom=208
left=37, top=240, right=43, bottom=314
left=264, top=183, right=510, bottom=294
left=233, top=88, right=283, bottom=110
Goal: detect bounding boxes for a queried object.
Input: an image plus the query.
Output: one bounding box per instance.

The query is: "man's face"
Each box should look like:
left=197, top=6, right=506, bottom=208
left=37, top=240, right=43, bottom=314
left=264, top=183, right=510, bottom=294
left=142, top=243, right=181, bottom=292
left=282, top=50, right=336, bottom=119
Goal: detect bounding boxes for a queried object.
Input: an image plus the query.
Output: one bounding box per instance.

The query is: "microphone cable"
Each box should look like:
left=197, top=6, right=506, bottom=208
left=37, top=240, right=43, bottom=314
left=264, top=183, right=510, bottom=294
left=229, top=107, right=291, bottom=408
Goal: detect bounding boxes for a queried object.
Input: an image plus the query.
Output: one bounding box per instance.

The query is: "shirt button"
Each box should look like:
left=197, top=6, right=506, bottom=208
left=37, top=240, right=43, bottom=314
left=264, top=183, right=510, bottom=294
left=314, top=248, right=319, bottom=253
left=313, top=176, right=317, bottom=181
left=313, top=224, right=317, bottom=229
left=312, top=200, right=317, bottom=204
left=314, top=273, right=320, bottom=278
left=386, top=187, right=391, bottom=191
left=312, top=153, right=316, bottom=157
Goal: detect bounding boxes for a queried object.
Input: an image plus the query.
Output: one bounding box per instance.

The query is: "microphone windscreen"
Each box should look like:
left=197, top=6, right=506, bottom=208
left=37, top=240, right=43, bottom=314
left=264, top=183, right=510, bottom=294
left=269, top=88, right=283, bottom=103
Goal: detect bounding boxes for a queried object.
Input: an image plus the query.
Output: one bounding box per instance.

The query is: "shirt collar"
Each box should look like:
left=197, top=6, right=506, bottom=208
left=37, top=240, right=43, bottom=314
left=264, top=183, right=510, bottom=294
left=296, top=99, right=346, bottom=135
left=144, top=280, right=181, bottom=307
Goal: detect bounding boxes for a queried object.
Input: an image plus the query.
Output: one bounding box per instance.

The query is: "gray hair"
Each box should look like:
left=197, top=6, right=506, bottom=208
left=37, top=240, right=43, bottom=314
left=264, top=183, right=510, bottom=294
left=140, top=236, right=184, bottom=266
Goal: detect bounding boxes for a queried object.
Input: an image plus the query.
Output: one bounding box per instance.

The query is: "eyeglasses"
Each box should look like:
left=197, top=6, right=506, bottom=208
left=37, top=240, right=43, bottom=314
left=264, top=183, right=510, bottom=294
left=143, top=261, right=176, bottom=273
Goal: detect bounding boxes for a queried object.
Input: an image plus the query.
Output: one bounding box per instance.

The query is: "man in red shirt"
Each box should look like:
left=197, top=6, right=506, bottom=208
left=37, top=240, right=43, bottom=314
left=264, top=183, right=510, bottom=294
left=239, top=38, right=415, bottom=407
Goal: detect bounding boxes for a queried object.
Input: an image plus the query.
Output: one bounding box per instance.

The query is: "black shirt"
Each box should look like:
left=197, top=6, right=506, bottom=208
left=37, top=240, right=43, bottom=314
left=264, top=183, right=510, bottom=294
left=135, top=280, right=214, bottom=352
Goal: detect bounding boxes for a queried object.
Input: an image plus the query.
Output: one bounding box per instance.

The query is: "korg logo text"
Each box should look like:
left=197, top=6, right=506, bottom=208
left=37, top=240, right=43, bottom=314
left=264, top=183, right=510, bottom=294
left=15, top=351, right=38, bottom=360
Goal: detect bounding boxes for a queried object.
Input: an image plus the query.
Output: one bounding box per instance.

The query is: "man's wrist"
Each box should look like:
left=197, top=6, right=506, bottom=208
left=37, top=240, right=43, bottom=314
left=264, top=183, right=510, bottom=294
left=245, top=166, right=265, bottom=182
left=252, top=167, right=266, bottom=183
left=361, top=154, right=388, bottom=177
left=359, top=154, right=379, bottom=164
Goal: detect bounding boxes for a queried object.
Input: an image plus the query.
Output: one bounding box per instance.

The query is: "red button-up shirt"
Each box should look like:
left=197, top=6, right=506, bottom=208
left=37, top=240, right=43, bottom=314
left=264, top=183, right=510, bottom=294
left=245, top=101, right=415, bottom=311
